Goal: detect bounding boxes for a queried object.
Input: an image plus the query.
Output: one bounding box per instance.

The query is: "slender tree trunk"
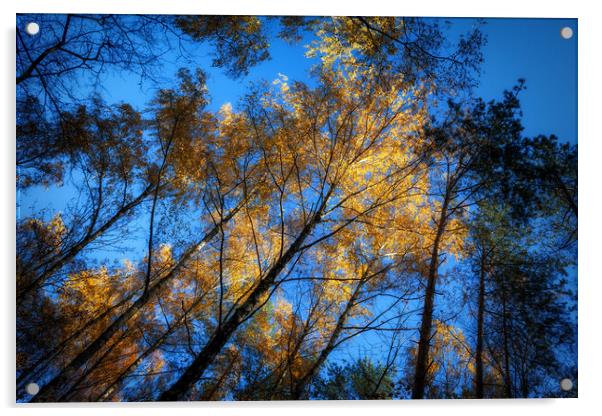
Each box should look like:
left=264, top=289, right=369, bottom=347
left=30, top=204, right=242, bottom=403
left=475, top=255, right=486, bottom=399
left=521, top=375, right=529, bottom=398
left=269, top=312, right=313, bottom=397
left=412, top=195, right=449, bottom=400
left=267, top=295, right=322, bottom=399
left=17, top=184, right=154, bottom=301
left=158, top=208, right=325, bottom=401
left=291, top=280, right=364, bottom=399
left=502, top=287, right=512, bottom=398
left=144, top=117, right=178, bottom=293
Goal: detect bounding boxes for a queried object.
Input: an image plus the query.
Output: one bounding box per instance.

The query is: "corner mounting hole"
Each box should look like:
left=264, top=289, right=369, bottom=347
left=560, top=378, right=573, bottom=391
left=560, top=27, right=573, bottom=40
left=25, top=382, right=40, bottom=396
left=25, top=22, right=40, bottom=36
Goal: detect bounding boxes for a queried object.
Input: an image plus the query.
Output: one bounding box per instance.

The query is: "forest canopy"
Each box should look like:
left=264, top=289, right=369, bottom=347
left=16, top=14, right=577, bottom=402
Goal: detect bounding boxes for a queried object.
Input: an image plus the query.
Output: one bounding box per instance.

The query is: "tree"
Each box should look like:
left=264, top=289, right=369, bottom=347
left=467, top=154, right=576, bottom=398
left=411, top=84, right=544, bottom=399
left=17, top=14, right=271, bottom=103
left=156, top=50, right=431, bottom=401
left=28, top=70, right=255, bottom=402
left=17, top=98, right=151, bottom=301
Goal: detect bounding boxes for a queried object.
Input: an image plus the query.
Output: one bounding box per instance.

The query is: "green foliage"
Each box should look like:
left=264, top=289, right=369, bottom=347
left=175, top=16, right=270, bottom=78
left=312, top=358, right=396, bottom=400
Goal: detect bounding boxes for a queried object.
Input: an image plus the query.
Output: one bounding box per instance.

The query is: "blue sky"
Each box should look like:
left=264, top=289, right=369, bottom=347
left=98, top=17, right=578, bottom=143
left=475, top=18, right=577, bottom=143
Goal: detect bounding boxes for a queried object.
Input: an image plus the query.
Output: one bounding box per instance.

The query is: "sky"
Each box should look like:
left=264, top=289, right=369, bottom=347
left=474, top=18, right=577, bottom=143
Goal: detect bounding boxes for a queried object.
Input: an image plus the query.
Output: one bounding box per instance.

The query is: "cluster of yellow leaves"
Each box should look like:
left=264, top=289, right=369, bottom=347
left=315, top=229, right=358, bottom=305
left=223, top=204, right=275, bottom=300
left=428, top=320, right=472, bottom=379
left=61, top=267, right=114, bottom=313
left=23, top=214, right=67, bottom=253
left=306, top=18, right=397, bottom=67
left=211, top=103, right=255, bottom=182
left=239, top=298, right=310, bottom=380
left=272, top=73, right=290, bottom=94
left=156, top=244, right=174, bottom=270
left=168, top=111, right=214, bottom=196
left=151, top=69, right=213, bottom=198
left=60, top=265, right=136, bottom=322
left=440, top=217, right=468, bottom=259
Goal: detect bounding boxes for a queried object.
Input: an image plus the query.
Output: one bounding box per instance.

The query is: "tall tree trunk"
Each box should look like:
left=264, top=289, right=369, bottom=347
left=17, top=184, right=154, bottom=301
left=412, top=194, right=449, bottom=400
left=158, top=206, right=326, bottom=402
left=475, top=255, right=486, bottom=399
left=30, top=203, right=242, bottom=403
left=521, top=375, right=529, bottom=398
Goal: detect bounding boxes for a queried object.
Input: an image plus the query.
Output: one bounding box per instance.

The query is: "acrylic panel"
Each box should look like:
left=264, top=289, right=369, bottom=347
left=16, top=14, right=578, bottom=402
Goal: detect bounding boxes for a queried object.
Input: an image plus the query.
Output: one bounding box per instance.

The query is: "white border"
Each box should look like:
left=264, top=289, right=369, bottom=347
left=3, top=1, right=600, bottom=415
